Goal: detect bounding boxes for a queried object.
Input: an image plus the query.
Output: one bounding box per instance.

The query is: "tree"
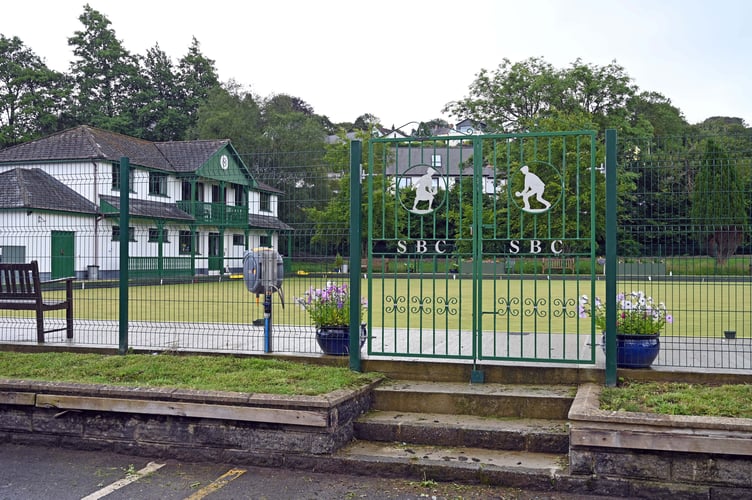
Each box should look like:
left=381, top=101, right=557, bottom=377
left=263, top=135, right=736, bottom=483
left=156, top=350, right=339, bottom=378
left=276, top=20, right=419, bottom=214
left=134, top=43, right=188, bottom=141
left=691, top=140, right=748, bottom=264
left=627, top=91, right=689, bottom=138
left=177, top=37, right=220, bottom=132
left=444, top=57, right=644, bottom=136
left=188, top=81, right=264, bottom=152
left=352, top=113, right=380, bottom=131
left=444, top=57, right=562, bottom=133
left=0, top=35, right=70, bottom=147
left=67, top=5, right=143, bottom=133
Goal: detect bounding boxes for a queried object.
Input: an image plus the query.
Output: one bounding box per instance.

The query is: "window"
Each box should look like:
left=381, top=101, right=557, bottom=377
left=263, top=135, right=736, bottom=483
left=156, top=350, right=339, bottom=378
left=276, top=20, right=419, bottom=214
left=234, top=184, right=245, bottom=206
left=259, top=235, right=271, bottom=247
left=112, top=164, right=134, bottom=191
left=112, top=226, right=136, bottom=241
left=149, top=172, right=167, bottom=196
left=260, top=192, right=271, bottom=212
left=181, top=181, right=192, bottom=201
left=179, top=231, right=193, bottom=254
left=431, top=155, right=442, bottom=168
left=148, top=228, right=169, bottom=242
left=397, top=177, right=412, bottom=189
left=232, top=234, right=244, bottom=246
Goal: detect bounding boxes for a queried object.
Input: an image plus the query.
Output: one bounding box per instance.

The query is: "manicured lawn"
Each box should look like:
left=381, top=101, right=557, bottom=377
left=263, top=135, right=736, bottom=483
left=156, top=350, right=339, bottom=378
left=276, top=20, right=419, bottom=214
left=9, top=276, right=752, bottom=338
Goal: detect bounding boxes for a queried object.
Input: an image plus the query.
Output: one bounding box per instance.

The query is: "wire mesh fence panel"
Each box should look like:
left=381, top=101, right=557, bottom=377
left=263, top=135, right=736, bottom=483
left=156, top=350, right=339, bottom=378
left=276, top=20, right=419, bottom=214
left=615, top=134, right=752, bottom=369
left=0, top=132, right=347, bottom=356
left=2, top=126, right=751, bottom=371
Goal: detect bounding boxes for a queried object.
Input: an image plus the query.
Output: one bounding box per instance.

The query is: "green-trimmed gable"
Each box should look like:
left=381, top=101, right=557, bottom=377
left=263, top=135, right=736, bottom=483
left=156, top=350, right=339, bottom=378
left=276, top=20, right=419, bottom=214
left=195, top=145, right=253, bottom=186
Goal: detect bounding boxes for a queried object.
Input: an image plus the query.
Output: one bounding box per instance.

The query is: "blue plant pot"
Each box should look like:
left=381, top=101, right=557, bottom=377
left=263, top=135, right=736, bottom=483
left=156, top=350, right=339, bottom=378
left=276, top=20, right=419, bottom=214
left=316, top=325, right=367, bottom=356
left=602, top=333, right=660, bottom=368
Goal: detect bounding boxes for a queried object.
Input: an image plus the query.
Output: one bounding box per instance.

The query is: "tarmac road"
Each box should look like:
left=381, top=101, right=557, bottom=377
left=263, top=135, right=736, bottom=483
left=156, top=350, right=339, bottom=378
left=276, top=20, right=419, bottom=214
left=0, top=443, right=618, bottom=500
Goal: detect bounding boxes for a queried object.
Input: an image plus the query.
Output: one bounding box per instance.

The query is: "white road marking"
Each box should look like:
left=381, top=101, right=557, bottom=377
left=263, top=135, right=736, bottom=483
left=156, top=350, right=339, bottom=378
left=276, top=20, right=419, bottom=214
left=81, top=461, right=166, bottom=500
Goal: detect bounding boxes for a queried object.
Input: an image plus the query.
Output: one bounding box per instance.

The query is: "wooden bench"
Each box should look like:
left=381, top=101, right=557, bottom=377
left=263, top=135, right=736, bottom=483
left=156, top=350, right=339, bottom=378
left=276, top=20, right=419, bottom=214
left=0, top=261, right=74, bottom=342
left=541, top=257, right=575, bottom=274
left=361, top=257, right=390, bottom=273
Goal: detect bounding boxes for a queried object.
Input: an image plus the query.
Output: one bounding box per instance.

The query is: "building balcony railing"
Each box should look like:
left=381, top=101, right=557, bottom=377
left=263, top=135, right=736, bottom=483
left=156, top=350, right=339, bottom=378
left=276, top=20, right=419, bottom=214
left=176, top=201, right=248, bottom=227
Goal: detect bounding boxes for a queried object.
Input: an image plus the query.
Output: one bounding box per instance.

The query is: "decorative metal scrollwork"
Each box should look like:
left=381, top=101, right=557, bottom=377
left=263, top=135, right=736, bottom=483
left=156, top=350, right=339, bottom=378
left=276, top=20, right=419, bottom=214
left=435, top=296, right=458, bottom=316
left=494, top=296, right=520, bottom=317
left=384, top=295, right=406, bottom=314
left=410, top=296, right=433, bottom=314
left=553, top=297, right=576, bottom=318
left=523, top=297, right=547, bottom=318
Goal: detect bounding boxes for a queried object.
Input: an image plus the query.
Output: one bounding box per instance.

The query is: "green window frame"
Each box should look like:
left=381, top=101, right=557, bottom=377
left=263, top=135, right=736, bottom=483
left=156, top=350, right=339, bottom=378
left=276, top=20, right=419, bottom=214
left=112, top=226, right=136, bottom=242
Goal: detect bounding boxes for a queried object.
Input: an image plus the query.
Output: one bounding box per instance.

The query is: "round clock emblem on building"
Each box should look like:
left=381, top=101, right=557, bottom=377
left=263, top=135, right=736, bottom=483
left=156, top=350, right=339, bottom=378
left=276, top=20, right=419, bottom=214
left=220, top=154, right=229, bottom=170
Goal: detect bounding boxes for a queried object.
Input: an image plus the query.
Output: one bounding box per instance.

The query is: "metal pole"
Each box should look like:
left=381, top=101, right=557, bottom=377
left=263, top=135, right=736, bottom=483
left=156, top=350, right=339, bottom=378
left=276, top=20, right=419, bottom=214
left=605, top=130, right=617, bottom=386
left=349, top=140, right=362, bottom=371
left=263, top=290, right=272, bottom=353
left=118, top=157, right=130, bottom=354
left=471, top=138, right=484, bottom=382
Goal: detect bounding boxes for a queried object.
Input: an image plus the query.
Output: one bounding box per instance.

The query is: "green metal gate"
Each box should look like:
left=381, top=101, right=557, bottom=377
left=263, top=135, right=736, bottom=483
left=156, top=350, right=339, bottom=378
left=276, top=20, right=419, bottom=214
left=365, top=131, right=599, bottom=364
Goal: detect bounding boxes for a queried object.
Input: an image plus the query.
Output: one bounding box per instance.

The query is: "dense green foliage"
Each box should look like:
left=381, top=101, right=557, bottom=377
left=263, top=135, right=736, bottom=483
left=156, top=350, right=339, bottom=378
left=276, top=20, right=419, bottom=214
left=690, top=140, right=748, bottom=263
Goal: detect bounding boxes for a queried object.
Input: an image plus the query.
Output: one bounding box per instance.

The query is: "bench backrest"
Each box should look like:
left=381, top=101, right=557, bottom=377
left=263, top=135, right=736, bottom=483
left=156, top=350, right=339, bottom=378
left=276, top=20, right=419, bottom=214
left=0, top=261, right=41, bottom=300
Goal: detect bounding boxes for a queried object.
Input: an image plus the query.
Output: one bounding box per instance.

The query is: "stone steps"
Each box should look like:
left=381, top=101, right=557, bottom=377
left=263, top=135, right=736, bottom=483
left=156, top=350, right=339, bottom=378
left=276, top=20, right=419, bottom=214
left=370, top=380, right=576, bottom=419
left=334, top=440, right=567, bottom=488
left=354, top=410, right=569, bottom=453
left=342, top=380, right=574, bottom=486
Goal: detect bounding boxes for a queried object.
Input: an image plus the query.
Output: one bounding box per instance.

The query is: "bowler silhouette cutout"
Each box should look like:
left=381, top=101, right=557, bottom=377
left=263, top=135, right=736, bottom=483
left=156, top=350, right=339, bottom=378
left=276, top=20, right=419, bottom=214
left=412, top=167, right=438, bottom=213
left=515, top=165, right=551, bottom=212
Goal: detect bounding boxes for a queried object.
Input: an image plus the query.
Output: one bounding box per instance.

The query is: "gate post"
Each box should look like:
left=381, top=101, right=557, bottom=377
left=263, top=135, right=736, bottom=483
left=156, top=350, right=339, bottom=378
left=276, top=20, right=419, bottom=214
left=348, top=140, right=362, bottom=372
left=119, top=156, right=130, bottom=355
left=605, top=130, right=617, bottom=386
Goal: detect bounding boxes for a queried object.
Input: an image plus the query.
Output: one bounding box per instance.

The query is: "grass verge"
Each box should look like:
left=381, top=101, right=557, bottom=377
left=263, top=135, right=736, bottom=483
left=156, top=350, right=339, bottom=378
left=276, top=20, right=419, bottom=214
left=0, top=352, right=381, bottom=396
left=600, top=381, right=752, bottom=418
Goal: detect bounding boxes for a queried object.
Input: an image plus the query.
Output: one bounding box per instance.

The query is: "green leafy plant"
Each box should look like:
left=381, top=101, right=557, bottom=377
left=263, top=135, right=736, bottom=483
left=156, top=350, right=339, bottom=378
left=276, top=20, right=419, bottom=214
left=298, top=282, right=366, bottom=328
left=580, top=290, right=673, bottom=334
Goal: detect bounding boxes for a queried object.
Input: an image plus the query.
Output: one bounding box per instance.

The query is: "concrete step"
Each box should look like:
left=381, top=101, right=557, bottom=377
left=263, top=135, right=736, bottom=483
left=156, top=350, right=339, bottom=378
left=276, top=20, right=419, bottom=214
left=354, top=410, right=569, bottom=453
left=334, top=440, right=568, bottom=491
left=371, top=380, right=577, bottom=420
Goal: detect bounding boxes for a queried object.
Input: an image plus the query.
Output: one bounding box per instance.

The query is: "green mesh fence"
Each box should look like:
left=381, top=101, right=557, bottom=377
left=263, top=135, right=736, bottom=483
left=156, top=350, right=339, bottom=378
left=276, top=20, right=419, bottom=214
left=0, top=147, right=348, bottom=356
left=2, top=131, right=751, bottom=371
left=615, top=134, right=752, bottom=369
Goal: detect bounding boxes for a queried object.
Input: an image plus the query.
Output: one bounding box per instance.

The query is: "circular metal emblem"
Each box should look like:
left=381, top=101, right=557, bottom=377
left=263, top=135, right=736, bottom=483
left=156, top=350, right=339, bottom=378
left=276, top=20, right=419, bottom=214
left=397, top=164, right=447, bottom=215
left=509, top=161, right=562, bottom=214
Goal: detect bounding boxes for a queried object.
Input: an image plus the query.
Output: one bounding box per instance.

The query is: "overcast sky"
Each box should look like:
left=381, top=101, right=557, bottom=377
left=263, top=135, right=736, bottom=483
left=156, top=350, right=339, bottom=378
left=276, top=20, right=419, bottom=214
left=2, top=0, right=750, bottom=130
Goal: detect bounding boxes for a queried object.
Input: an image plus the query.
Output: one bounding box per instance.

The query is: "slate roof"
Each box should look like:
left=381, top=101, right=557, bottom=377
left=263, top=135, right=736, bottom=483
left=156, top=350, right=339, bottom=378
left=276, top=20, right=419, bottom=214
left=386, top=146, right=496, bottom=178
left=0, top=168, right=98, bottom=214
left=255, top=180, right=283, bottom=194
left=99, top=195, right=194, bottom=221
left=249, top=213, right=293, bottom=231
left=0, top=125, right=229, bottom=173
left=155, top=140, right=231, bottom=173
left=0, top=126, right=292, bottom=230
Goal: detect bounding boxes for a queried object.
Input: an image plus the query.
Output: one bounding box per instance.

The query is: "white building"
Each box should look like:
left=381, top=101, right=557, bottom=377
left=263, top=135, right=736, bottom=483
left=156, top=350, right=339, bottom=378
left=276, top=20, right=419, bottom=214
left=0, top=126, right=291, bottom=280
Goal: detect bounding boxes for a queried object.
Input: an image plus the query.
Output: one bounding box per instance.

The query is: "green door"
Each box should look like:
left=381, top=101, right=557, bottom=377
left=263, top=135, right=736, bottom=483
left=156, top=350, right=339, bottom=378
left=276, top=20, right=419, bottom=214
left=51, top=231, right=75, bottom=279
left=208, top=232, right=223, bottom=272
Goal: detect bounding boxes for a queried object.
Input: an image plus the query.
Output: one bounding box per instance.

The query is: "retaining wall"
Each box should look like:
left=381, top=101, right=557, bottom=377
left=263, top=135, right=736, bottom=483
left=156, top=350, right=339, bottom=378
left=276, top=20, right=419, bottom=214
left=0, top=379, right=374, bottom=464
left=569, top=383, right=752, bottom=498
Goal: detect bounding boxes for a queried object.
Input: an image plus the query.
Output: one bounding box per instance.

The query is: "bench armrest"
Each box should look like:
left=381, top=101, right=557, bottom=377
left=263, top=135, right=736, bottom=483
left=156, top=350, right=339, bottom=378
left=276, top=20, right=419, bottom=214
left=43, top=276, right=75, bottom=285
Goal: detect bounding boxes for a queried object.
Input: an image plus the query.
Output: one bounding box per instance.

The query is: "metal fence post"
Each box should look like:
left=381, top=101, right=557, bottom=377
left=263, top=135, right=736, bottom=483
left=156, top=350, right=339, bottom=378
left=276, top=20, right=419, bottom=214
left=605, top=130, right=617, bottom=385
left=119, top=157, right=130, bottom=354
left=349, top=140, right=362, bottom=371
